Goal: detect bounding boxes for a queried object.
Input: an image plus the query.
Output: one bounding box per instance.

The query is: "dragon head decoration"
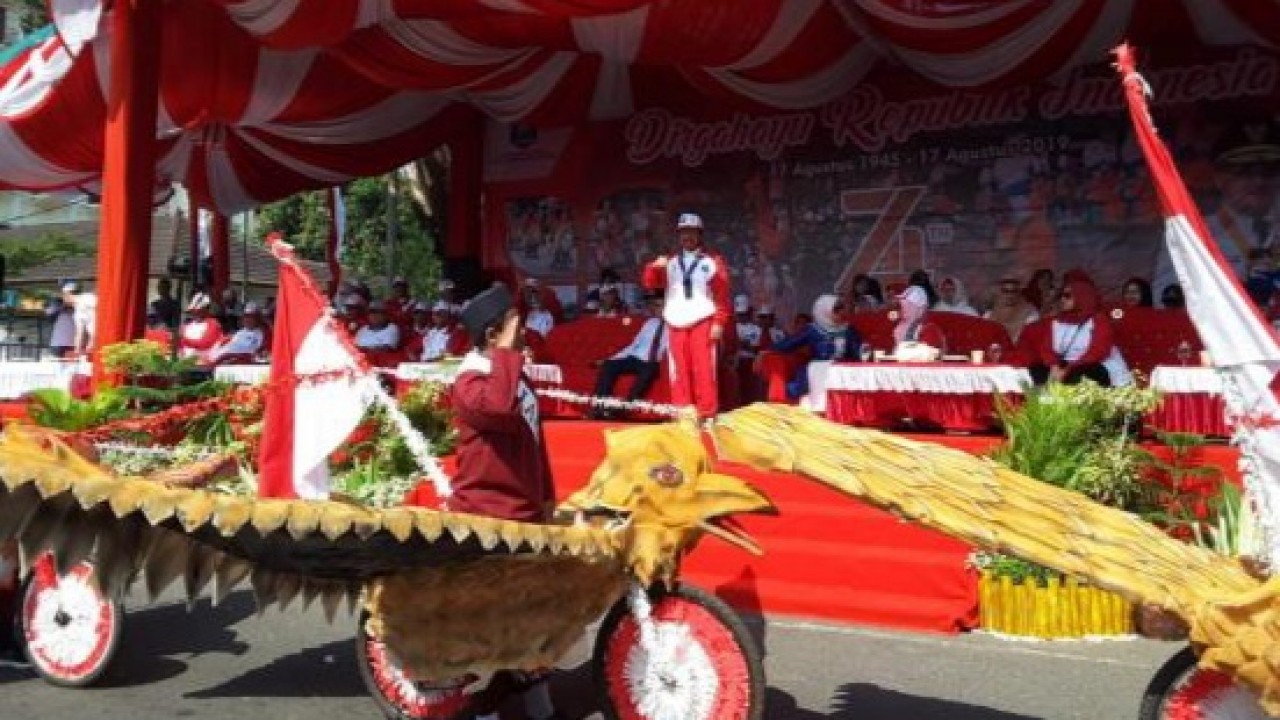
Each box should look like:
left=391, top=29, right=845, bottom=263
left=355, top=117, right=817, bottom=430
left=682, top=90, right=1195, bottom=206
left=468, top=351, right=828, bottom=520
left=558, top=418, right=776, bottom=587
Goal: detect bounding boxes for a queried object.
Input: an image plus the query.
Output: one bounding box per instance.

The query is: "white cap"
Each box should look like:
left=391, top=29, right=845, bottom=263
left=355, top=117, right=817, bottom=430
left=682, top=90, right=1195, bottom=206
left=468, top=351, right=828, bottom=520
left=242, top=302, right=262, bottom=315
left=341, top=293, right=366, bottom=307
left=677, top=212, right=703, bottom=230
left=61, top=281, right=79, bottom=294
left=898, top=285, right=929, bottom=308
left=187, top=293, right=211, bottom=311
left=733, top=295, right=750, bottom=313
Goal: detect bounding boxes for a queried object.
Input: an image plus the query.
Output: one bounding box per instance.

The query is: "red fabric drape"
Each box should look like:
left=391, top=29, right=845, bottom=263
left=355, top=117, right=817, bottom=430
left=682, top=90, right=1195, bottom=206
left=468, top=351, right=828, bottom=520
left=94, top=0, right=162, bottom=370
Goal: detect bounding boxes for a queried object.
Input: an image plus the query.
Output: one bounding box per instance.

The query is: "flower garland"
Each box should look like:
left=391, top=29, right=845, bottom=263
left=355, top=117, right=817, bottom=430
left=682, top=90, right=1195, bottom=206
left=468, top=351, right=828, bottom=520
left=364, top=376, right=453, bottom=499
left=534, top=387, right=693, bottom=420
left=72, top=397, right=231, bottom=444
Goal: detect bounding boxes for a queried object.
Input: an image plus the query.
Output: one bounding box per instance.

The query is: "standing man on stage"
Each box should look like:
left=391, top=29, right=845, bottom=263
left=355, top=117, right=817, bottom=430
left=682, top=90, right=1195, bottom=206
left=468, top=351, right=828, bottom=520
left=642, top=212, right=731, bottom=419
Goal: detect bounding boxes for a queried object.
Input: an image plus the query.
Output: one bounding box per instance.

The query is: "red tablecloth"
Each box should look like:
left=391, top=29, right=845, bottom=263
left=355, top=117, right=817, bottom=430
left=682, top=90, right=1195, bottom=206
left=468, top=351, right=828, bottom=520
left=825, top=363, right=1031, bottom=432
left=1146, top=366, right=1230, bottom=438
left=1146, top=392, right=1230, bottom=438
left=827, top=391, right=1006, bottom=432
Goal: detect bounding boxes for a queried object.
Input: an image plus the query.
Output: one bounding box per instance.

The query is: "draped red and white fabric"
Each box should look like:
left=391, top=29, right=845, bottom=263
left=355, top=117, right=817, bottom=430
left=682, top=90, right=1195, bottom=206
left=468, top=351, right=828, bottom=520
left=1116, top=44, right=1280, bottom=561
left=3, top=0, right=1280, bottom=213
left=257, top=233, right=373, bottom=499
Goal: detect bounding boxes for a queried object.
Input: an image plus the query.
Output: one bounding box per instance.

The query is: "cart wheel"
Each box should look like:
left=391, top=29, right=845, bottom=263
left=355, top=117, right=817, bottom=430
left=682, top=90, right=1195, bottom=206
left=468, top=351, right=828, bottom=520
left=355, top=610, right=475, bottom=720
left=593, top=584, right=764, bottom=720
left=17, top=556, right=123, bottom=687
left=1137, top=646, right=1268, bottom=719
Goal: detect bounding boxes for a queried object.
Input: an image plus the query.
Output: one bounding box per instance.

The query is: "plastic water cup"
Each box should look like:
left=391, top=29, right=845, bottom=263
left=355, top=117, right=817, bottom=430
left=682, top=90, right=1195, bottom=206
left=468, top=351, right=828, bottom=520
left=970, top=350, right=984, bottom=364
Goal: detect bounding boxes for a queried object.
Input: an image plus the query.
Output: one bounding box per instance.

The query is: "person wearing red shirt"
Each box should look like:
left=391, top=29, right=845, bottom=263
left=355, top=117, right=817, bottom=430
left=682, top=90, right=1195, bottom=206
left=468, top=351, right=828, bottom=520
left=385, top=277, right=413, bottom=325
left=178, top=293, right=223, bottom=366
left=448, top=284, right=565, bottom=720
left=641, top=212, right=731, bottom=419
left=1029, top=278, right=1116, bottom=386
left=144, top=309, right=174, bottom=351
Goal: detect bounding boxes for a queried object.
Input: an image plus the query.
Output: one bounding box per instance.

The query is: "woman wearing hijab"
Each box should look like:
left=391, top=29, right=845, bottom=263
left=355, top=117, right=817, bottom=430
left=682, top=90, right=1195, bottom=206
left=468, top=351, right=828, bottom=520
left=1028, top=278, right=1117, bottom=386
left=893, top=286, right=946, bottom=352
left=985, top=277, right=1040, bottom=342
left=769, top=294, right=861, bottom=401
left=934, top=276, right=979, bottom=316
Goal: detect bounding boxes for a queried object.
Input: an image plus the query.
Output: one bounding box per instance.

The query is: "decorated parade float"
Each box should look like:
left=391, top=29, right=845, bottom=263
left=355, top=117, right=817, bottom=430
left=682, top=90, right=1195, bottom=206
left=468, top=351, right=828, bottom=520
left=0, top=50, right=1276, bottom=720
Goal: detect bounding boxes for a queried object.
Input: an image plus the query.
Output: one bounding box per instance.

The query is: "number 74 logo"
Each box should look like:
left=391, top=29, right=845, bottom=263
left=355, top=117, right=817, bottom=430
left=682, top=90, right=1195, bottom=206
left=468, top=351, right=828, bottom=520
left=834, top=186, right=928, bottom=295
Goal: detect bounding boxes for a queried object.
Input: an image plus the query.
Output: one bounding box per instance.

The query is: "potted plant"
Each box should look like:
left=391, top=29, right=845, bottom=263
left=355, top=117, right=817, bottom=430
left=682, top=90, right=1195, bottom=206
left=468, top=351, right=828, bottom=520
left=977, top=381, right=1163, bottom=638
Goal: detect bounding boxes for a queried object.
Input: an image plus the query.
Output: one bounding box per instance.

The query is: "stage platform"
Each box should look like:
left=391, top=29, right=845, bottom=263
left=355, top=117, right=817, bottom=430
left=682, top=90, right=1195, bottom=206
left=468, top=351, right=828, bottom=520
left=543, top=420, right=1243, bottom=634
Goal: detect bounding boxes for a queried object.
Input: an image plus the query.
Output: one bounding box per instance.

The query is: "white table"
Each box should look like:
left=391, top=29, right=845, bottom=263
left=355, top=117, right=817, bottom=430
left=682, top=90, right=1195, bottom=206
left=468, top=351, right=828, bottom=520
left=0, top=360, right=91, bottom=399
left=1149, top=366, right=1222, bottom=395
left=825, top=363, right=1032, bottom=431
left=214, top=364, right=272, bottom=385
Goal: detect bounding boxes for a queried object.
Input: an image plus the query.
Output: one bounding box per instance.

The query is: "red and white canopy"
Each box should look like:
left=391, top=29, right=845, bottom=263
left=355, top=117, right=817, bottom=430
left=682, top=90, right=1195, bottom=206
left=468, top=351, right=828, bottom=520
left=1, top=0, right=1277, bottom=213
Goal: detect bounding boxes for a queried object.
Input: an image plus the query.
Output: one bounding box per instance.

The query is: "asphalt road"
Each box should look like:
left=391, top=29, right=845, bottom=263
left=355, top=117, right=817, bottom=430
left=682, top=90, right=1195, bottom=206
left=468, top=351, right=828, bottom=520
left=0, top=589, right=1182, bottom=720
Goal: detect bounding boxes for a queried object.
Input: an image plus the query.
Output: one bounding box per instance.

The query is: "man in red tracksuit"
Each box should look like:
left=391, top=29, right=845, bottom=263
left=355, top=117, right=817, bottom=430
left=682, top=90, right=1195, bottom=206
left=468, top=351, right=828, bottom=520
left=642, top=212, right=732, bottom=419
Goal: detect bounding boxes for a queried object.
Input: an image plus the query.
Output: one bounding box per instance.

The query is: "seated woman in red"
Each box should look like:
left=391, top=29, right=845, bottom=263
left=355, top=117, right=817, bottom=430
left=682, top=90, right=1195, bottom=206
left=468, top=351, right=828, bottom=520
left=1028, top=279, right=1116, bottom=386
left=448, top=285, right=566, bottom=720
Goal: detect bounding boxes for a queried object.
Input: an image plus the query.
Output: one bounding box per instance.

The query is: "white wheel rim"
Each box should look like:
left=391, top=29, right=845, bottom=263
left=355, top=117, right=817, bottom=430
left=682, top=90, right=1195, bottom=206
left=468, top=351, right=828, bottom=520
left=623, top=620, right=719, bottom=720
left=25, top=567, right=114, bottom=676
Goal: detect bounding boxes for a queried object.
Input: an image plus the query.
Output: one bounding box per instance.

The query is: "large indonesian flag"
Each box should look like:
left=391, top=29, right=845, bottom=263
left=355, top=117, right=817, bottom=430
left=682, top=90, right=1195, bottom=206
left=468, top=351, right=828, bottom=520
left=257, top=233, right=373, bottom=499
left=1116, top=45, right=1280, bottom=560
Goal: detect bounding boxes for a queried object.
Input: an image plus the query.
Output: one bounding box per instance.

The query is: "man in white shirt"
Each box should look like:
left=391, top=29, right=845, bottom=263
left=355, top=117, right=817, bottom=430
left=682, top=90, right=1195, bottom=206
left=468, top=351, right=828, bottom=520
left=355, top=301, right=401, bottom=352
left=47, top=285, right=77, bottom=358
left=213, top=303, right=267, bottom=363
left=523, top=279, right=555, bottom=337
left=588, top=294, right=667, bottom=419
left=421, top=302, right=458, bottom=361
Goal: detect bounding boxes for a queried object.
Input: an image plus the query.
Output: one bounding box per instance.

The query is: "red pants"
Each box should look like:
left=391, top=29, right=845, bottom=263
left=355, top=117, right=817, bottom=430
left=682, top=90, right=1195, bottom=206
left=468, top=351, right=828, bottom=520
left=667, top=319, right=719, bottom=418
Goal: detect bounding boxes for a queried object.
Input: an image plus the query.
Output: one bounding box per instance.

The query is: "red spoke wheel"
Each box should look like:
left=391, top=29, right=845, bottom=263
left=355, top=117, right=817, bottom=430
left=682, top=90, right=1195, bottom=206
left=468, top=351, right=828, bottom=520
left=593, top=584, right=764, bottom=720
left=18, top=555, right=123, bottom=687
left=355, top=610, right=475, bottom=720
left=1138, top=646, right=1268, bottom=719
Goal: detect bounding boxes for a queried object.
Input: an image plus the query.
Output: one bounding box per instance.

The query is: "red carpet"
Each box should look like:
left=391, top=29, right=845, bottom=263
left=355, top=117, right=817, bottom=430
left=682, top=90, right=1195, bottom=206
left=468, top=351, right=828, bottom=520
left=543, top=420, right=1243, bottom=634
left=544, top=421, right=980, bottom=633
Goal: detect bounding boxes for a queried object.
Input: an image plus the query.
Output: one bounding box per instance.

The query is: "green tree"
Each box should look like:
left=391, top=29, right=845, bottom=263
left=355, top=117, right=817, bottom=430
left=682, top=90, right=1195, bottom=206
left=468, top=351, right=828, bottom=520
left=0, top=231, right=91, bottom=276
left=255, top=172, right=441, bottom=300
left=15, top=0, right=49, bottom=33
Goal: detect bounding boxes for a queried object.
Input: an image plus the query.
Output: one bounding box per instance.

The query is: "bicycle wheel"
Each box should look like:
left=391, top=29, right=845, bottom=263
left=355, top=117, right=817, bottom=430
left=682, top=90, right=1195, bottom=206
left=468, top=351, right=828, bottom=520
left=1137, top=646, right=1268, bottom=719
left=17, top=556, right=123, bottom=687
left=355, top=610, right=475, bottom=720
left=593, top=584, right=765, bottom=720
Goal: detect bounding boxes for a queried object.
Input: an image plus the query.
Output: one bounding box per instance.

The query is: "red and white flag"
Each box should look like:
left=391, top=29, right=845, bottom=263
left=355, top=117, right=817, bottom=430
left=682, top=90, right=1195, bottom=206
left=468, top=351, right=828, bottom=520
left=258, top=233, right=373, bottom=499
left=1116, top=45, right=1280, bottom=559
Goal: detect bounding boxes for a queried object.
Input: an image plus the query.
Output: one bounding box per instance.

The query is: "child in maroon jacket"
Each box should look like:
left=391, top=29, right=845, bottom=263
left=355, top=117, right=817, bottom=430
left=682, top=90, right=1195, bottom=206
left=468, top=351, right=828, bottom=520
left=449, top=284, right=565, bottom=720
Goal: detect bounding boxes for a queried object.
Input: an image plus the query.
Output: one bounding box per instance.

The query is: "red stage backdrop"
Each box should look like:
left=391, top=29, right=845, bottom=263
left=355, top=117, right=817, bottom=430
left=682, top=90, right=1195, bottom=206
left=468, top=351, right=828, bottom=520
left=482, top=44, right=1280, bottom=321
